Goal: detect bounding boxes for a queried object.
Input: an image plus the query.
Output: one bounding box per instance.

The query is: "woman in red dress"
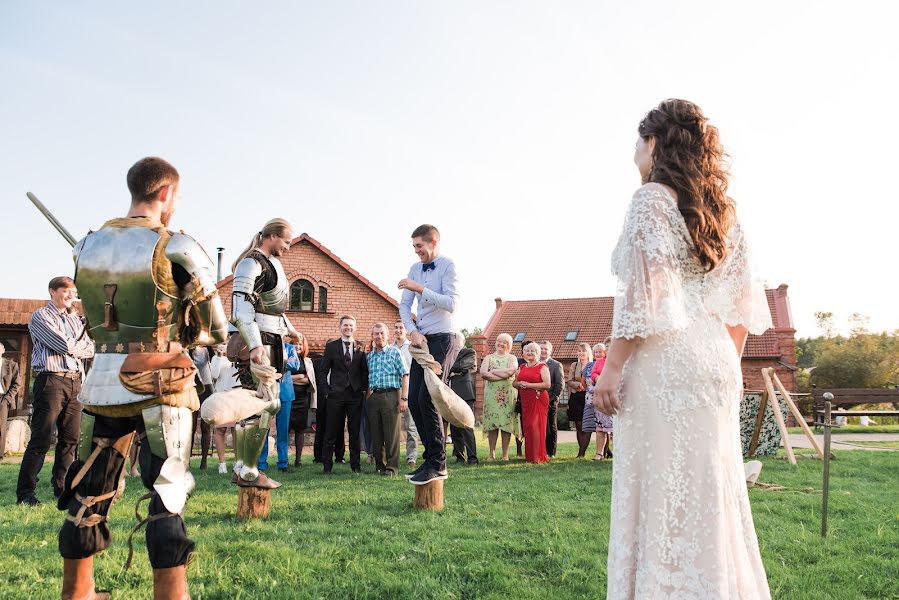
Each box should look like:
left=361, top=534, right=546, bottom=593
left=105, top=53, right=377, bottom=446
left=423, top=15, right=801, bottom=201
left=513, top=342, right=551, bottom=463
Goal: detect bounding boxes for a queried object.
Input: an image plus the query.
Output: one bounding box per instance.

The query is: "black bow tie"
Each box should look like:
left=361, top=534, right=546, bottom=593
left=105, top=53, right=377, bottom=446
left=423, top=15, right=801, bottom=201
left=422, top=261, right=436, bottom=272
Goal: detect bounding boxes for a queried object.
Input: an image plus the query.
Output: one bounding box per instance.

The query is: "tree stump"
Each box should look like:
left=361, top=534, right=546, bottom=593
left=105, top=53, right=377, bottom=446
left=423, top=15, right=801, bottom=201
left=412, top=480, right=444, bottom=511
left=236, top=486, right=271, bottom=519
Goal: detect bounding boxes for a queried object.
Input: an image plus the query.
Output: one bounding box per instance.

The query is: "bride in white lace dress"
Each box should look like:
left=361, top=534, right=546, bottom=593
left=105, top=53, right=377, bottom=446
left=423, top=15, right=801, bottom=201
left=595, top=99, right=773, bottom=599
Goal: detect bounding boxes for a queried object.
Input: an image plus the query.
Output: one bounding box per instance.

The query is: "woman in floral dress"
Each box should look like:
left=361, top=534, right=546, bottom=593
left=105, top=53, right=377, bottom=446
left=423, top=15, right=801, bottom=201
left=480, top=333, right=520, bottom=461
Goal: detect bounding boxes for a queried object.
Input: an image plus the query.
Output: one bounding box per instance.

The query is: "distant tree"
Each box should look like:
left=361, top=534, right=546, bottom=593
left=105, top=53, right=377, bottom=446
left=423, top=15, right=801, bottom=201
left=806, top=314, right=899, bottom=389
left=460, top=327, right=483, bottom=349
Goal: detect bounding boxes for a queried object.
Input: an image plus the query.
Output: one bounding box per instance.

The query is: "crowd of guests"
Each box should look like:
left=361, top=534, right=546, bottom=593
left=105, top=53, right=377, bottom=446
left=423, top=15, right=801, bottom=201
left=481, top=335, right=614, bottom=465
left=10, top=276, right=612, bottom=505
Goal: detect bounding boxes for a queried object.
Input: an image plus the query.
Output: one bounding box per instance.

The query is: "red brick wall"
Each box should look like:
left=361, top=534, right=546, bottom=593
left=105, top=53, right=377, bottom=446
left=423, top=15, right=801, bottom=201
left=470, top=335, right=489, bottom=421
left=218, top=239, right=400, bottom=353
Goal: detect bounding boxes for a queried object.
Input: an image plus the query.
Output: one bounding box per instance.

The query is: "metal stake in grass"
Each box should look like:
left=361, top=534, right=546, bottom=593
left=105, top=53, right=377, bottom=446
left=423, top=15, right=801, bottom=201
left=821, top=395, right=833, bottom=538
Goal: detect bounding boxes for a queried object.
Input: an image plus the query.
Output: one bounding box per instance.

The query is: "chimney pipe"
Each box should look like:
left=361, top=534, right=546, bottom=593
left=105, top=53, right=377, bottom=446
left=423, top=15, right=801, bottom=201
left=216, top=247, right=225, bottom=282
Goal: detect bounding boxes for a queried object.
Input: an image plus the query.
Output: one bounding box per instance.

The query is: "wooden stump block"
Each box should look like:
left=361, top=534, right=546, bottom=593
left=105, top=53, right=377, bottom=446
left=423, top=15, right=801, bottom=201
left=412, top=480, right=444, bottom=511
left=237, top=486, right=271, bottom=519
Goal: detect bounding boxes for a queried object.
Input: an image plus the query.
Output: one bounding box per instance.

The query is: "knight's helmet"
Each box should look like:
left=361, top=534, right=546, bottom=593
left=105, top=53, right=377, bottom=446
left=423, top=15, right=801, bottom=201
left=74, top=220, right=227, bottom=350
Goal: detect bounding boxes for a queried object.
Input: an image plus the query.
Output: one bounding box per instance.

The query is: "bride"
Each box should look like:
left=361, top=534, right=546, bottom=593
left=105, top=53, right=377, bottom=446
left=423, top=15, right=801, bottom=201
left=595, top=99, right=773, bottom=599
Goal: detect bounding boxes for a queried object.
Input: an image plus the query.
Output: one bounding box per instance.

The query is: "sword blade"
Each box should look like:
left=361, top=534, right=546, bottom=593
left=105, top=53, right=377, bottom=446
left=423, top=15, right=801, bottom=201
left=26, top=192, right=77, bottom=247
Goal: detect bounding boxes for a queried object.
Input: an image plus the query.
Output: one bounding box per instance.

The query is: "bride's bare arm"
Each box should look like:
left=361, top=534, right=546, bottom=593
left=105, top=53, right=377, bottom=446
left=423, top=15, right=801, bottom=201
left=594, top=337, right=641, bottom=415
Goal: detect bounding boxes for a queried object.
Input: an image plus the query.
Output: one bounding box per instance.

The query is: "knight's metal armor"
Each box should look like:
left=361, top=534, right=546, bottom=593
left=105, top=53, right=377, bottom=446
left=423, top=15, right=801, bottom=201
left=59, top=217, right=227, bottom=569
left=229, top=250, right=291, bottom=488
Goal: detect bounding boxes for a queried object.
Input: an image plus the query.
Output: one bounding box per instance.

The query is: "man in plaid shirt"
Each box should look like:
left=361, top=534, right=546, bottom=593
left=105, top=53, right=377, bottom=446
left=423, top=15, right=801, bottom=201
left=365, top=323, right=409, bottom=475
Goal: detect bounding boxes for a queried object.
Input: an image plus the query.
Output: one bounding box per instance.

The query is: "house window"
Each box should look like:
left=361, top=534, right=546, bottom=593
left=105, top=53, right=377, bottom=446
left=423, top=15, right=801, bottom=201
left=290, top=279, right=314, bottom=312
left=513, top=332, right=526, bottom=343
left=318, top=287, right=328, bottom=313
left=564, top=330, right=578, bottom=342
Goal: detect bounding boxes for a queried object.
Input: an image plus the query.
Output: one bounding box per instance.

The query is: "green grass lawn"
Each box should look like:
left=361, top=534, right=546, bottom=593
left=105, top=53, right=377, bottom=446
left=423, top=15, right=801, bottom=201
left=1, top=443, right=897, bottom=599
left=788, top=424, right=899, bottom=434
left=841, top=440, right=899, bottom=450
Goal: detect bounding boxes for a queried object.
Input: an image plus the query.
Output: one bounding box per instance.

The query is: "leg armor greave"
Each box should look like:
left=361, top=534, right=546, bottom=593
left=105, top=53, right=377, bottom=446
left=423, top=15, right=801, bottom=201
left=235, top=412, right=273, bottom=482
left=142, top=405, right=195, bottom=514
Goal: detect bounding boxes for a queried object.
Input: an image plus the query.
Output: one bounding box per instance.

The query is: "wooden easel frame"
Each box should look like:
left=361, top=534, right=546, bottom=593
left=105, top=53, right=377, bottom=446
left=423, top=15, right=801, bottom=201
left=747, top=368, right=824, bottom=464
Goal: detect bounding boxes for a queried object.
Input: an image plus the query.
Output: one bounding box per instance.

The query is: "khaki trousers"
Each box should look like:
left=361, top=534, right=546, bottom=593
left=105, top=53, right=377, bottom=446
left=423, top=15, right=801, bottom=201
left=367, top=389, right=401, bottom=474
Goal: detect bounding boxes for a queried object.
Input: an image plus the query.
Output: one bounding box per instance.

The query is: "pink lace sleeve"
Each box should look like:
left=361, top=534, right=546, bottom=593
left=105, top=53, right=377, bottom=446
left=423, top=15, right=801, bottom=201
left=610, top=185, right=689, bottom=339
left=703, top=220, right=773, bottom=335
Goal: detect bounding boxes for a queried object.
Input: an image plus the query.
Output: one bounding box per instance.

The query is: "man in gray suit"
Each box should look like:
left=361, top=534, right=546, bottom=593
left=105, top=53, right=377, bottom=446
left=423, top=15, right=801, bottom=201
left=0, top=342, right=22, bottom=459
left=540, top=341, right=565, bottom=458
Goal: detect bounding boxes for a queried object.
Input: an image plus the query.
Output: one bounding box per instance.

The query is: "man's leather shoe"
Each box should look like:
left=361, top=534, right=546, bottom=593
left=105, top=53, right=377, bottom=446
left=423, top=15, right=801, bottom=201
left=17, top=495, right=41, bottom=506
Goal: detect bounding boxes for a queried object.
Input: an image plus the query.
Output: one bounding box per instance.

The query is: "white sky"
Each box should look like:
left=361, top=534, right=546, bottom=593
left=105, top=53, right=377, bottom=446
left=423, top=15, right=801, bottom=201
left=2, top=1, right=897, bottom=338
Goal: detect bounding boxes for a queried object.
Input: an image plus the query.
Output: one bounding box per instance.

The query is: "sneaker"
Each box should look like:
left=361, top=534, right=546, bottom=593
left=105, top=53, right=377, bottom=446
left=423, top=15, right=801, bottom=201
left=404, top=463, right=426, bottom=479
left=409, top=467, right=448, bottom=486
left=17, top=495, right=41, bottom=506
left=336, top=458, right=346, bottom=464
left=218, top=462, right=228, bottom=474
left=406, top=464, right=447, bottom=479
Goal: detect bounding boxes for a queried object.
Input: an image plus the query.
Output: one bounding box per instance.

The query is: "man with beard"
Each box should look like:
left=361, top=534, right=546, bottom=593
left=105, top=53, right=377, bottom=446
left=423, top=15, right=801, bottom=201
left=57, top=156, right=228, bottom=599
left=228, top=218, right=301, bottom=489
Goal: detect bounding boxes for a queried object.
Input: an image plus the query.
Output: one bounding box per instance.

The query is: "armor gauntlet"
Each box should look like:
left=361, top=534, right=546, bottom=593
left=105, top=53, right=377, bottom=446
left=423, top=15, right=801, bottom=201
left=166, top=233, right=229, bottom=348
left=231, top=256, right=264, bottom=351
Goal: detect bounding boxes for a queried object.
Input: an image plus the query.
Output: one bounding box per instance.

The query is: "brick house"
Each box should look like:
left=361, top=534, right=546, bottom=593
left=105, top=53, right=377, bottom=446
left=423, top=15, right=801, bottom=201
left=472, top=284, right=797, bottom=418
left=216, top=233, right=401, bottom=354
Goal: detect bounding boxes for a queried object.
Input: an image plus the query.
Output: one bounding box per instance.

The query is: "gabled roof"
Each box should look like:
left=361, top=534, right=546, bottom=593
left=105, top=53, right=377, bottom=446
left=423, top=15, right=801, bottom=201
left=0, top=299, right=82, bottom=327
left=482, top=289, right=787, bottom=361
left=216, top=232, right=399, bottom=308
left=0, top=299, right=47, bottom=326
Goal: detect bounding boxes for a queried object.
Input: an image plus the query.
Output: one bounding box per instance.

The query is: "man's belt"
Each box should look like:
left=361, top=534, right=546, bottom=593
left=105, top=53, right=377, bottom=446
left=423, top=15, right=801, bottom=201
left=43, top=371, right=81, bottom=380
left=95, top=341, right=184, bottom=354
left=370, top=387, right=399, bottom=394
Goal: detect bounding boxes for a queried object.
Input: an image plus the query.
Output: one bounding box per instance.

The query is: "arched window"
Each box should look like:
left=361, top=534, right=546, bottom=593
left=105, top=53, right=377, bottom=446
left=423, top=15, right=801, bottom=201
left=318, top=287, right=328, bottom=313
left=290, top=279, right=314, bottom=312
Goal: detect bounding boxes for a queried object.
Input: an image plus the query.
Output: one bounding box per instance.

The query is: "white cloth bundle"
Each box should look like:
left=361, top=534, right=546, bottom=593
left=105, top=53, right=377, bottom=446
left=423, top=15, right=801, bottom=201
left=201, top=361, right=280, bottom=425
left=409, top=341, right=474, bottom=429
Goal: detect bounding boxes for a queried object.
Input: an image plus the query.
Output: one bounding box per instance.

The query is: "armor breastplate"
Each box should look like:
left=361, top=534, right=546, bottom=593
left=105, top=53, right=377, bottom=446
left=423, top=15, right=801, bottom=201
left=74, top=225, right=179, bottom=345
left=254, top=256, right=289, bottom=316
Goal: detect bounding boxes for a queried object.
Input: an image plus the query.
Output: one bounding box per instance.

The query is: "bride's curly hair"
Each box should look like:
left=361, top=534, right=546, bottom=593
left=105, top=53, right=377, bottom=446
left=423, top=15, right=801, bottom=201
left=639, top=99, right=734, bottom=270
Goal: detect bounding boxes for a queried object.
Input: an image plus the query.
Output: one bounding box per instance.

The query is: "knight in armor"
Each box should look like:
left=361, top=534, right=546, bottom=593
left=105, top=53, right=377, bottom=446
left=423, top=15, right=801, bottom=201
left=60, top=157, right=228, bottom=600
left=226, top=218, right=300, bottom=490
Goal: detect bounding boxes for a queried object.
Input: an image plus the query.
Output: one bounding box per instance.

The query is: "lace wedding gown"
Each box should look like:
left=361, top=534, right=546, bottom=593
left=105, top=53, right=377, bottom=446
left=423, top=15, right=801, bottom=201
left=606, top=183, right=772, bottom=599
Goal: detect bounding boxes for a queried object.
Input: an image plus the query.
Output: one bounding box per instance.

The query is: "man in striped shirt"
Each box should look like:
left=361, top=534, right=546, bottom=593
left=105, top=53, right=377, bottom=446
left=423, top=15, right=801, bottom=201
left=16, top=276, right=94, bottom=505
left=365, top=323, right=409, bottom=475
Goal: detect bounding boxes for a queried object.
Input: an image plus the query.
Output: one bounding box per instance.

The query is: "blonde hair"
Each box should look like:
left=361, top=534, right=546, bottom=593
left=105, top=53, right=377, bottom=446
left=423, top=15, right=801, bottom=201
left=231, top=218, right=293, bottom=271
left=576, top=342, right=593, bottom=363
left=593, top=343, right=607, bottom=357
left=523, top=341, right=541, bottom=357
left=496, top=333, right=513, bottom=347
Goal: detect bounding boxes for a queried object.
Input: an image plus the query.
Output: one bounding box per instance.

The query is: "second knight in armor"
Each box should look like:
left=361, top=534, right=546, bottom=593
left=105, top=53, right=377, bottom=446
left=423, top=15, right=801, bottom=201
left=228, top=218, right=300, bottom=489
